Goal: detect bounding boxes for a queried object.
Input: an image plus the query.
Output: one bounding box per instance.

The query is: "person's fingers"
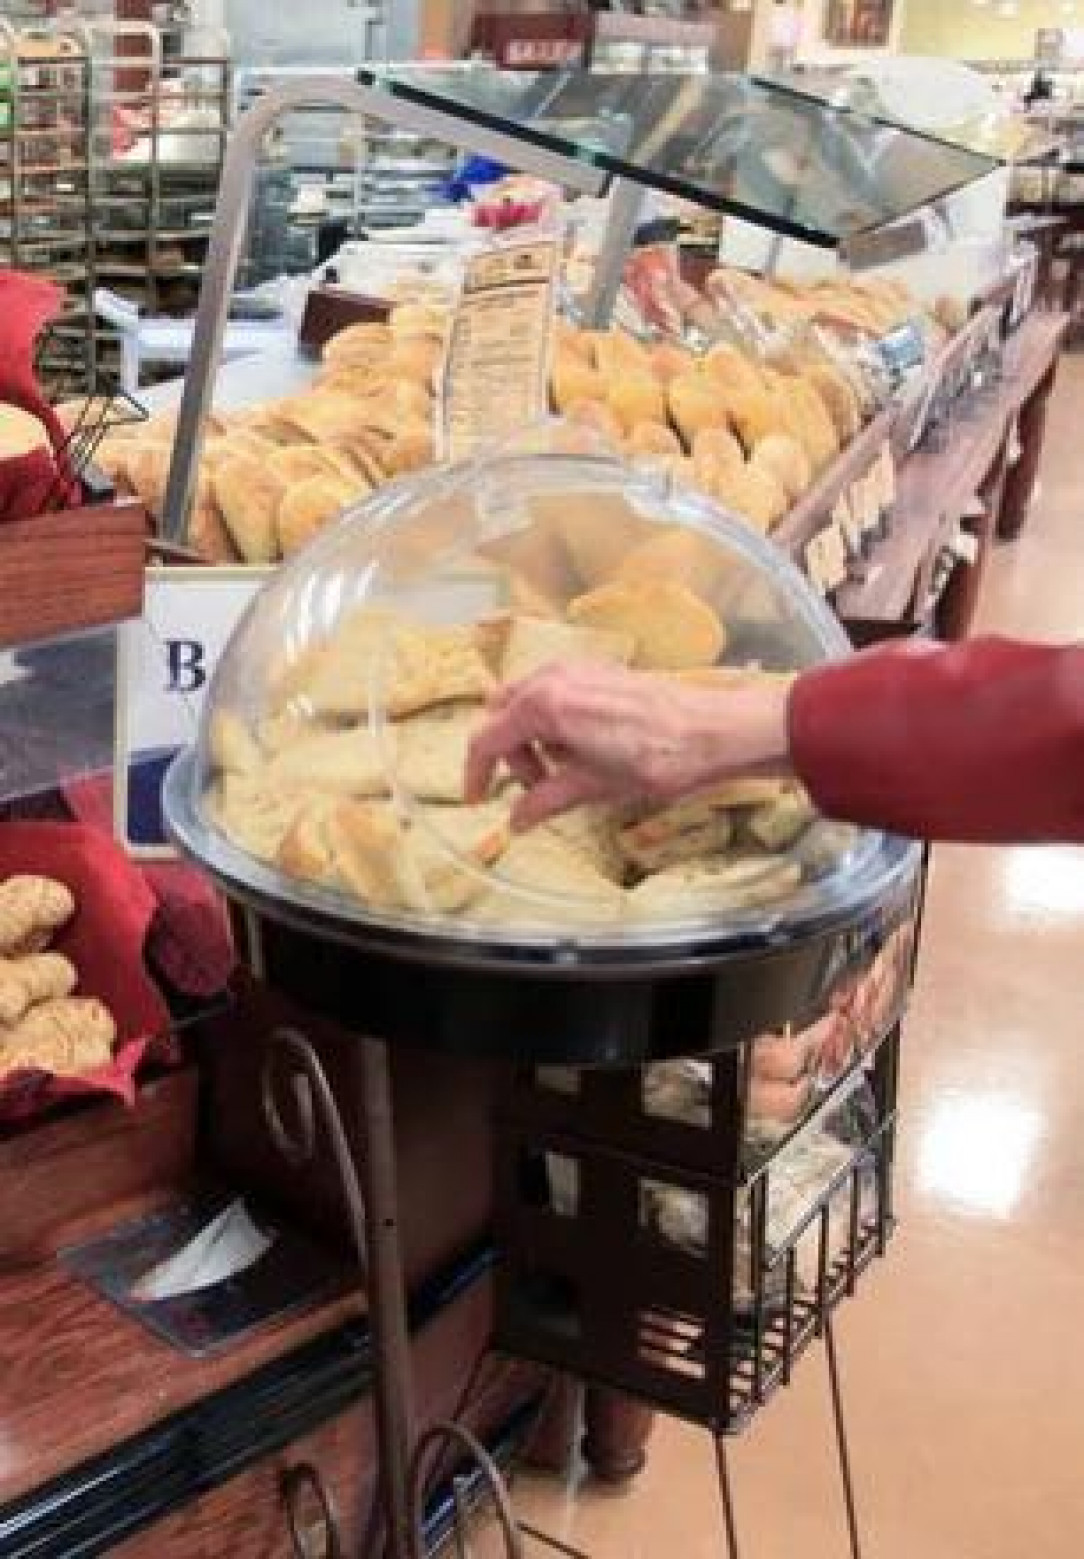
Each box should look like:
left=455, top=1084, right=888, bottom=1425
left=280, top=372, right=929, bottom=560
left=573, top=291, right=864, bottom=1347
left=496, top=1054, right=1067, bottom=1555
left=511, top=766, right=615, bottom=832
left=503, top=743, right=548, bottom=790
left=465, top=680, right=564, bottom=801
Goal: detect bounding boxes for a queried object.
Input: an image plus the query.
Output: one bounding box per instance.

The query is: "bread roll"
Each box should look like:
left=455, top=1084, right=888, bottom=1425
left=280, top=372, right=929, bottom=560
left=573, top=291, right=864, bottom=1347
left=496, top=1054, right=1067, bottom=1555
left=212, top=454, right=286, bottom=564
left=277, top=475, right=360, bottom=558
left=552, top=355, right=606, bottom=414
left=711, top=462, right=788, bottom=533
left=564, top=399, right=624, bottom=445
left=669, top=373, right=725, bottom=446
left=626, top=422, right=683, bottom=458
left=805, top=366, right=862, bottom=443
left=501, top=615, right=634, bottom=682
left=568, top=577, right=726, bottom=672
left=701, top=343, right=767, bottom=401
left=606, top=374, right=667, bottom=436
left=750, top=434, right=813, bottom=505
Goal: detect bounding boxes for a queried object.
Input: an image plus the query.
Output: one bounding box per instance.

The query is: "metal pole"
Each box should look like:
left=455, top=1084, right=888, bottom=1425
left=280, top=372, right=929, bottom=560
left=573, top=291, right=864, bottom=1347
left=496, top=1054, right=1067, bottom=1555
left=355, top=1037, right=419, bottom=1559
left=162, top=75, right=606, bottom=540
left=714, top=1437, right=742, bottom=1559
left=825, top=1312, right=865, bottom=1559
left=582, top=176, right=647, bottom=328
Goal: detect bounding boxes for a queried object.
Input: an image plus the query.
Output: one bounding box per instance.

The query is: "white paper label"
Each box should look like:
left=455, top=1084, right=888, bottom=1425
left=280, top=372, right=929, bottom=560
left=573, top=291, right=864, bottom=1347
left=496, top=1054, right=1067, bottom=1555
left=439, top=237, right=559, bottom=465
left=115, top=567, right=270, bottom=858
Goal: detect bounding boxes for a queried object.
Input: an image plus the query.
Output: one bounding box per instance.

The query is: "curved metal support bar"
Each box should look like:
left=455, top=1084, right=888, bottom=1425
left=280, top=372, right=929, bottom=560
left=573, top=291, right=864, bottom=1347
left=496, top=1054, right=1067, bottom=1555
left=162, top=75, right=608, bottom=541
left=411, top=1422, right=526, bottom=1559
left=261, top=1026, right=369, bottom=1280
left=282, top=1461, right=344, bottom=1559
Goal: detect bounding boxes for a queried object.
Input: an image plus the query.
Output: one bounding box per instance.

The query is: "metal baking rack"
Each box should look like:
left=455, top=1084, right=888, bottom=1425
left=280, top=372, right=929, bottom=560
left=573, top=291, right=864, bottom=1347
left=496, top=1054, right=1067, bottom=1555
left=159, top=69, right=980, bottom=1558
left=0, top=19, right=95, bottom=396
left=75, top=18, right=230, bottom=387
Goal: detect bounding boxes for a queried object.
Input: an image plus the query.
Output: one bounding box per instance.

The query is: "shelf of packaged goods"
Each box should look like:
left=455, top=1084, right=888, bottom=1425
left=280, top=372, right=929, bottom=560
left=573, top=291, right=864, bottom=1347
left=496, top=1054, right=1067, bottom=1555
left=0, top=501, right=149, bottom=651
left=774, top=404, right=897, bottom=563
left=836, top=311, right=1069, bottom=629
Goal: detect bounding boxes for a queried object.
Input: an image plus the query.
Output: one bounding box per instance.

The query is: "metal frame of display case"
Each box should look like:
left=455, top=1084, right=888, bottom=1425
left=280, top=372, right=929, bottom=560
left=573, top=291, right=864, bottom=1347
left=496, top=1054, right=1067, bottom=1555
left=161, top=71, right=1006, bottom=1559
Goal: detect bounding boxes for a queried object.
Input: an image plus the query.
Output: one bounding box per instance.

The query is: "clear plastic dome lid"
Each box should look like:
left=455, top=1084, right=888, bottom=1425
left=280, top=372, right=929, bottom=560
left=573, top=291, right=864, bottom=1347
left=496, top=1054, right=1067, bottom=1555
left=173, top=449, right=916, bottom=960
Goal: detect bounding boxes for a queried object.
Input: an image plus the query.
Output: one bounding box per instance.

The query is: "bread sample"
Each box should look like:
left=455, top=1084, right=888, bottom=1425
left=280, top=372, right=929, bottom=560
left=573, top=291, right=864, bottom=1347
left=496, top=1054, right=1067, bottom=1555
left=501, top=614, right=634, bottom=682
left=384, top=426, right=436, bottom=478
left=477, top=834, right=625, bottom=925
left=0, top=953, right=78, bottom=1026
left=614, top=528, right=730, bottom=596
left=747, top=789, right=818, bottom=852
left=626, top=857, right=803, bottom=919
left=212, top=773, right=311, bottom=863
left=568, top=577, right=726, bottom=671
left=619, top=798, right=735, bottom=875
left=277, top=474, right=360, bottom=558
left=540, top=492, right=647, bottom=589
left=384, top=623, right=497, bottom=718
left=0, top=876, right=75, bottom=956
left=331, top=798, right=507, bottom=914
left=213, top=454, right=286, bottom=564
left=0, top=997, right=116, bottom=1078
left=394, top=702, right=485, bottom=803
left=208, top=710, right=264, bottom=777
left=539, top=805, right=624, bottom=883
left=268, top=726, right=390, bottom=797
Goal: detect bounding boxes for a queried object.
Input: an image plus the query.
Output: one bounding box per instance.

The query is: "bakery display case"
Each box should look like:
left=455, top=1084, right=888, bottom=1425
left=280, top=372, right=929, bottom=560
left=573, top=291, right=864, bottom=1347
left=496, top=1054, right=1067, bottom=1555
left=167, top=448, right=920, bottom=1054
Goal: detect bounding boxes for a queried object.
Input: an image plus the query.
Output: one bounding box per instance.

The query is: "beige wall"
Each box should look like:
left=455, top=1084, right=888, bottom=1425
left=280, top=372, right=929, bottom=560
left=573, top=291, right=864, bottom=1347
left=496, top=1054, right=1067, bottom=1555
left=901, top=0, right=1067, bottom=60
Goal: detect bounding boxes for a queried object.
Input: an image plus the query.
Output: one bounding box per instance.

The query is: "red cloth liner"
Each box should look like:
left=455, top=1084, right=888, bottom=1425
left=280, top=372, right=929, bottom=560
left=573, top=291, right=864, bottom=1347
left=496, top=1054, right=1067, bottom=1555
left=0, top=269, right=78, bottom=523
left=64, top=773, right=236, bottom=1001
left=0, top=822, right=171, bottom=1121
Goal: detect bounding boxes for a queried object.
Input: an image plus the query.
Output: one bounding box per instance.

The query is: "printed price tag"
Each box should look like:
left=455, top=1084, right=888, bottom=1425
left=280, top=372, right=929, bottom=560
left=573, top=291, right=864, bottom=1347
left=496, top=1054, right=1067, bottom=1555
left=440, top=237, right=559, bottom=465
left=115, top=567, right=270, bottom=858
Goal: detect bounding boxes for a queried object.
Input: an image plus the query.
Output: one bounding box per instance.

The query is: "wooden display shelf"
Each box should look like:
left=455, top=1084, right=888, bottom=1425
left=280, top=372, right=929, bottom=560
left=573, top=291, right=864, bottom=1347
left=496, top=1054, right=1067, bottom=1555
left=835, top=311, right=1068, bottom=630
left=775, top=404, right=896, bottom=559
left=0, top=1240, right=362, bottom=1507
left=0, top=500, right=149, bottom=651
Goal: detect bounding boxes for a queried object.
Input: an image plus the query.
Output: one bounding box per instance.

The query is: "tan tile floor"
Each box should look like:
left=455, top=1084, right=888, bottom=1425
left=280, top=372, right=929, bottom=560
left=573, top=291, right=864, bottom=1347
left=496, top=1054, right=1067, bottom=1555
left=485, top=356, right=1084, bottom=1558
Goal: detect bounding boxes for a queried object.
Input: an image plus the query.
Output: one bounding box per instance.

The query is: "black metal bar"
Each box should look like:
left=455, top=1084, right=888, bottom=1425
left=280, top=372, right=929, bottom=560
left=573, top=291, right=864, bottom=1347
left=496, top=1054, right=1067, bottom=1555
left=714, top=1436, right=742, bottom=1559
left=825, top=1312, right=865, bottom=1559
left=355, top=1038, right=420, bottom=1559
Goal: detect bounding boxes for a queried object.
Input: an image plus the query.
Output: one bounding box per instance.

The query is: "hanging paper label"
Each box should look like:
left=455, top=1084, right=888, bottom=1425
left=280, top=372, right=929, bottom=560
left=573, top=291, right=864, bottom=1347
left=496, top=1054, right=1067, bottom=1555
left=439, top=237, right=559, bottom=465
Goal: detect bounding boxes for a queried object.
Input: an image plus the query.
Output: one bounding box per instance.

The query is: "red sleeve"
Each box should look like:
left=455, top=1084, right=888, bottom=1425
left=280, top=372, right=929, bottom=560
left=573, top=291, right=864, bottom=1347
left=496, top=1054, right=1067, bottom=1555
left=789, top=637, right=1084, bottom=844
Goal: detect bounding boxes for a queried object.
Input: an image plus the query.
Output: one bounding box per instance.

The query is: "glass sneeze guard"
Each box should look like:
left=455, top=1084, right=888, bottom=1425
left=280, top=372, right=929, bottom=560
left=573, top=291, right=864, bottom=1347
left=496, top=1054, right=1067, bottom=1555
left=359, top=63, right=1001, bottom=250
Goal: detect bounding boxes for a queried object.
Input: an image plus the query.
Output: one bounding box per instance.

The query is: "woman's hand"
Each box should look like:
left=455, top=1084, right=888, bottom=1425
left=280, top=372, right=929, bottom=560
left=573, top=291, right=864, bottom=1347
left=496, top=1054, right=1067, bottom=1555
left=465, top=662, right=794, bottom=831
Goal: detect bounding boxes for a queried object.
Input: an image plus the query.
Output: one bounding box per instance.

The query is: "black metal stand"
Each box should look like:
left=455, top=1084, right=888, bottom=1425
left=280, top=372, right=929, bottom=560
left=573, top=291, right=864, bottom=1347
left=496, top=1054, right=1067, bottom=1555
left=262, top=1027, right=872, bottom=1559
left=713, top=1319, right=867, bottom=1559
